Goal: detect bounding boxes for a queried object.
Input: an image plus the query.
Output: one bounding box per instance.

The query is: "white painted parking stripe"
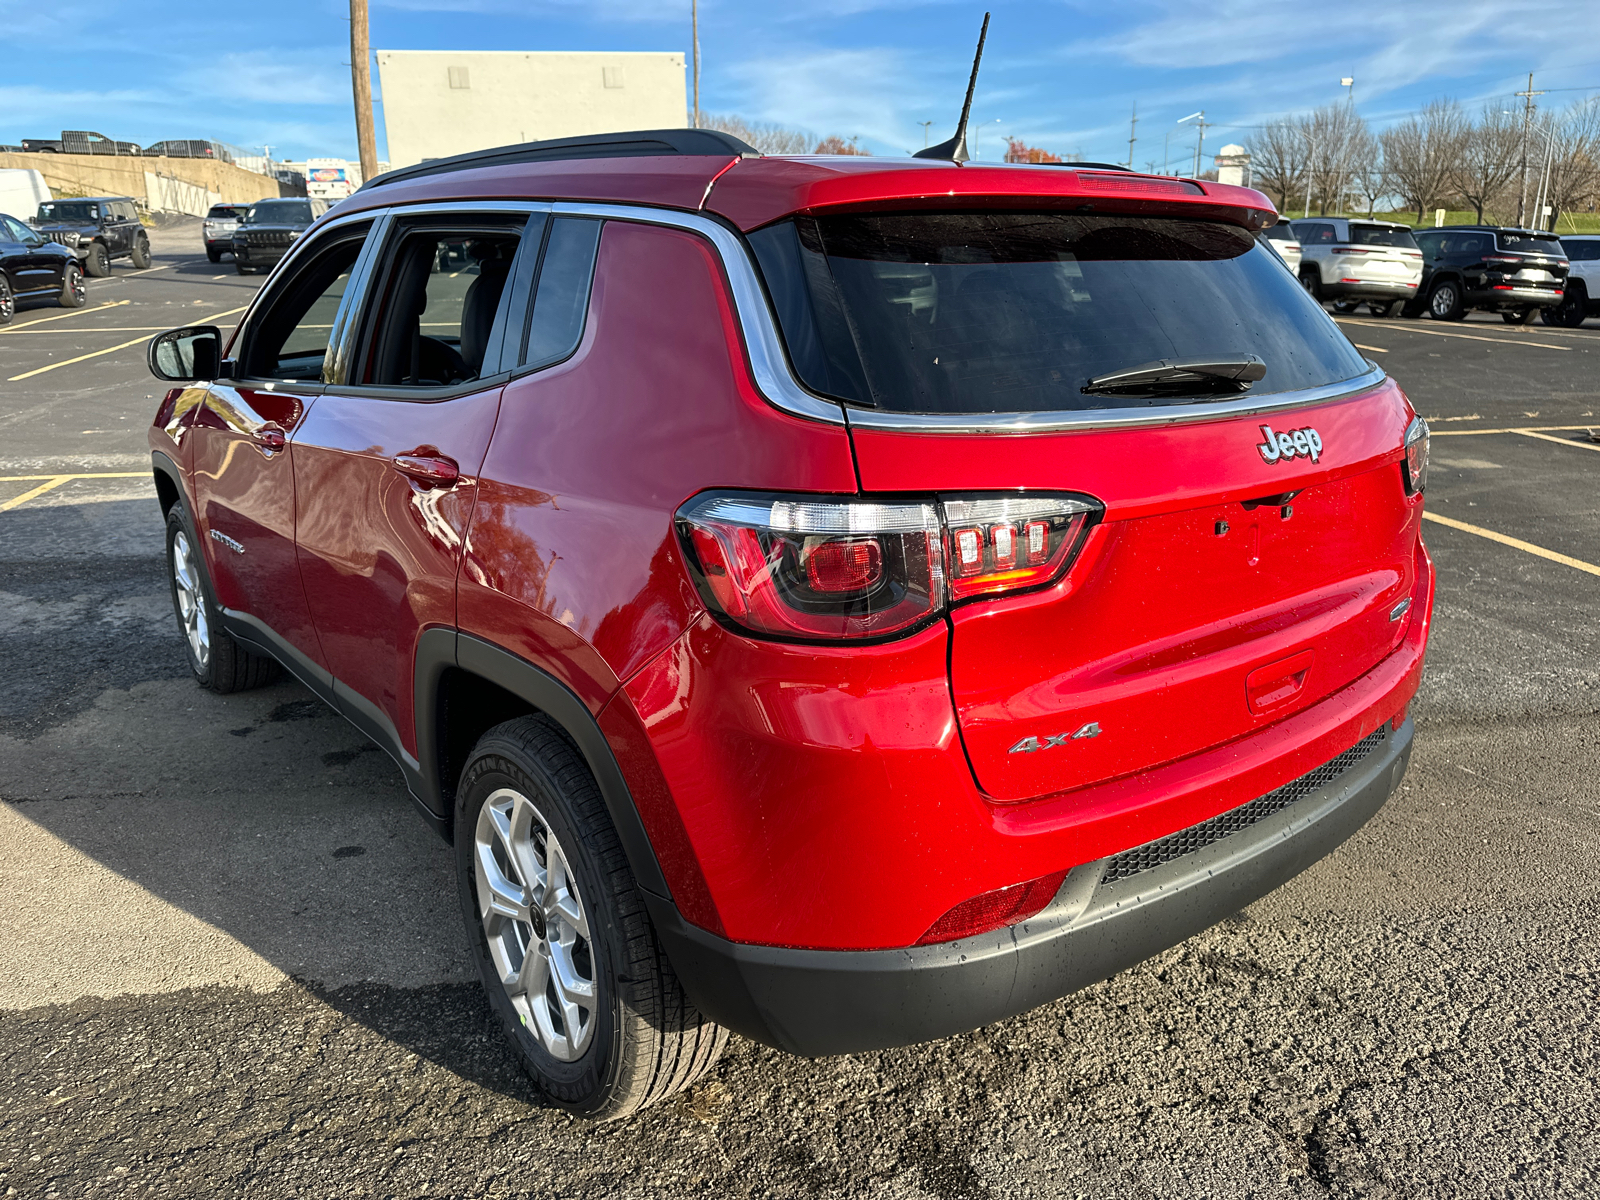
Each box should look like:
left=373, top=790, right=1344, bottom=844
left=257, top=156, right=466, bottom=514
left=1512, top=429, right=1600, bottom=454
left=1334, top=317, right=1571, bottom=350
left=6, top=305, right=248, bottom=381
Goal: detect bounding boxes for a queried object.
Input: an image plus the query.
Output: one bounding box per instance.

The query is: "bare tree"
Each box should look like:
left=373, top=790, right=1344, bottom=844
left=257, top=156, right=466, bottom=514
left=1305, top=104, right=1368, bottom=214
left=1246, top=120, right=1309, bottom=211
left=1453, top=105, right=1521, bottom=223
left=701, top=113, right=812, bottom=155
left=1381, top=100, right=1468, bottom=223
left=1352, top=136, right=1389, bottom=216
left=813, top=135, right=871, bottom=156
left=1542, top=97, right=1600, bottom=230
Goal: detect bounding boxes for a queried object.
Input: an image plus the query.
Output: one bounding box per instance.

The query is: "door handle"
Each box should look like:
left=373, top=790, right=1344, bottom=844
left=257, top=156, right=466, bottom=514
left=252, top=425, right=286, bottom=451
left=391, top=450, right=460, bottom=489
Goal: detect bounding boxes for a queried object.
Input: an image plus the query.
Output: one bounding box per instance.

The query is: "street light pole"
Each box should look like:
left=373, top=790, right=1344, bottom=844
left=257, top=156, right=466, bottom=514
left=918, top=120, right=934, bottom=148
left=974, top=117, right=1002, bottom=161
left=691, top=0, right=701, bottom=129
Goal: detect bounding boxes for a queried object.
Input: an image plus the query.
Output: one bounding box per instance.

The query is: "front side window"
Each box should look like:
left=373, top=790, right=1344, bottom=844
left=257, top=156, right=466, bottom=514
left=748, top=211, right=1370, bottom=414
left=239, top=228, right=369, bottom=382
left=360, top=221, right=524, bottom=387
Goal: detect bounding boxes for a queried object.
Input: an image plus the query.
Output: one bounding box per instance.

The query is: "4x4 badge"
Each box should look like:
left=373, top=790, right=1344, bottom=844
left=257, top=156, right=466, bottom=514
left=1257, top=423, right=1323, bottom=465
left=1008, top=722, right=1102, bottom=754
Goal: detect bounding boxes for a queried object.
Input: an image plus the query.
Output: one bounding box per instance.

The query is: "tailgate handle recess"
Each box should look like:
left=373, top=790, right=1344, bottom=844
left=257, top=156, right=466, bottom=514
left=1246, top=649, right=1315, bottom=715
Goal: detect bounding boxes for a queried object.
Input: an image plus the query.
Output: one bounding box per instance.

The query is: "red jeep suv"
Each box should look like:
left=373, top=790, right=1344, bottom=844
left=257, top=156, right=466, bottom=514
left=145, top=129, right=1434, bottom=1120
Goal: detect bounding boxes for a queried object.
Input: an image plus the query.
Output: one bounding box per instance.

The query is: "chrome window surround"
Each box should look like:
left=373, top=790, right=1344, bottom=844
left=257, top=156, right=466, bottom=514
left=240, top=199, right=1389, bottom=431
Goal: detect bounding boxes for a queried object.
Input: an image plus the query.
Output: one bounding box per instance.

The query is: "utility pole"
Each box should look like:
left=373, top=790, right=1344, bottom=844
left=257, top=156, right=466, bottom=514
left=348, top=0, right=378, bottom=182
left=1177, top=111, right=1206, bottom=178
left=919, top=120, right=934, bottom=148
left=1126, top=103, right=1138, bottom=168
left=1515, top=73, right=1544, bottom=227
left=691, top=0, right=701, bottom=129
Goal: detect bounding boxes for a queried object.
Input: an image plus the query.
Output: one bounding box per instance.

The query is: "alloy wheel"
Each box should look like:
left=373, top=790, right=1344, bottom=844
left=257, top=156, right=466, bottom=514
left=1430, top=285, right=1456, bottom=318
left=170, top=529, right=210, bottom=671
left=69, top=268, right=85, bottom=306
left=0, top=278, right=12, bottom=324
left=474, top=787, right=597, bottom=1062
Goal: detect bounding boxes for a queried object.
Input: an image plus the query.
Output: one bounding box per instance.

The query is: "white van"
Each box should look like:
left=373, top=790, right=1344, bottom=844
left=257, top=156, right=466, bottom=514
left=0, top=169, right=51, bottom=222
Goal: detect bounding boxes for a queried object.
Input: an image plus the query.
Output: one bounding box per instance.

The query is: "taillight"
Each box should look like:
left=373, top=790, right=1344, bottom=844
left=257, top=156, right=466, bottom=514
left=1403, top=416, right=1429, bottom=496
left=1332, top=246, right=1372, bottom=255
left=676, top=493, right=944, bottom=640
left=941, top=495, right=1097, bottom=601
left=677, top=491, right=1102, bottom=642
left=916, top=870, right=1068, bottom=944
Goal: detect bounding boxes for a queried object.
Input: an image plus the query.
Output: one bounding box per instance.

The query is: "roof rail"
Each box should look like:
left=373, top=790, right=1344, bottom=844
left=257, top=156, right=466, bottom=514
left=360, top=128, right=762, bottom=192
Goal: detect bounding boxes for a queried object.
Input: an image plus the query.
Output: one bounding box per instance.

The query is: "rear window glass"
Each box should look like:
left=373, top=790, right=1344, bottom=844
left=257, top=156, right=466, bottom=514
left=749, top=212, right=1370, bottom=414
left=1347, top=224, right=1418, bottom=248
left=207, top=205, right=246, bottom=219
left=1497, top=230, right=1565, bottom=256
left=1561, top=239, right=1600, bottom=261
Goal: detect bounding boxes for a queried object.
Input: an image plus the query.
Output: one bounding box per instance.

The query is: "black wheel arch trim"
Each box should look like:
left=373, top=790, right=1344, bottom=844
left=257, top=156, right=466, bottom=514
left=448, top=632, right=670, bottom=899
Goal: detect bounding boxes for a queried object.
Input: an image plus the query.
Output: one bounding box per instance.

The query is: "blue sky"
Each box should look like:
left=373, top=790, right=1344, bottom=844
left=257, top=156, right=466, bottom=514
left=4, top=0, right=1599, bottom=167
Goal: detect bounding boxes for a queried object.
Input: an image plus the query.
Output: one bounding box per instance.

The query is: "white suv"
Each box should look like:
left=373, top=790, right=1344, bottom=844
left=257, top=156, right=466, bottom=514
left=1550, top=235, right=1599, bottom=326
left=1290, top=218, right=1423, bottom=317
left=1259, top=220, right=1301, bottom=273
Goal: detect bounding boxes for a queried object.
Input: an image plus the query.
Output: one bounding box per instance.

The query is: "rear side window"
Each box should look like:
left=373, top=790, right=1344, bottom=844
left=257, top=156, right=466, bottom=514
left=1263, top=223, right=1298, bottom=243
left=749, top=212, right=1370, bottom=414
left=1497, top=230, right=1564, bottom=256
left=518, top=217, right=601, bottom=370
left=1562, top=239, right=1600, bottom=261
left=1347, top=224, right=1418, bottom=248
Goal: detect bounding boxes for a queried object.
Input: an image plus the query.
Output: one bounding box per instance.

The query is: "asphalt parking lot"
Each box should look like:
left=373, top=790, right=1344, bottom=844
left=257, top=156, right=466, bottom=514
left=1, top=222, right=1597, bottom=1198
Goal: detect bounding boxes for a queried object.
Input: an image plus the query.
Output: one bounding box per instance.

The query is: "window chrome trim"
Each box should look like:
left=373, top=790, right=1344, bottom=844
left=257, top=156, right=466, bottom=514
left=550, top=201, right=849, bottom=425
left=314, top=199, right=1389, bottom=435
left=841, top=362, right=1390, bottom=434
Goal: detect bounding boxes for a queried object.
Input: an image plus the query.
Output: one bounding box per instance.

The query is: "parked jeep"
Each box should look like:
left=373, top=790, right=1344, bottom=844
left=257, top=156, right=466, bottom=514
left=1409, top=225, right=1569, bottom=323
left=231, top=198, right=327, bottom=275
left=1547, top=234, right=1600, bottom=326
left=29, top=196, right=150, bottom=276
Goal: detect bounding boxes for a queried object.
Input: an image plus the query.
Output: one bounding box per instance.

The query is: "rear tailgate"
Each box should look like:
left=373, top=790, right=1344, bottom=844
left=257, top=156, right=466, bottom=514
left=852, top=379, right=1420, bottom=803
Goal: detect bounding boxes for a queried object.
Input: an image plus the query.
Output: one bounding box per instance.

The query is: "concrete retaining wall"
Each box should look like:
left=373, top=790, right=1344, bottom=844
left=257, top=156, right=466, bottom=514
left=0, top=152, right=293, bottom=215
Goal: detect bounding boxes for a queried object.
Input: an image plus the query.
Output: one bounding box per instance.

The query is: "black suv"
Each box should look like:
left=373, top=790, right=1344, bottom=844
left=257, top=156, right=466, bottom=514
left=231, top=198, right=328, bottom=275
left=1411, top=225, right=1569, bottom=323
left=29, top=196, right=150, bottom=276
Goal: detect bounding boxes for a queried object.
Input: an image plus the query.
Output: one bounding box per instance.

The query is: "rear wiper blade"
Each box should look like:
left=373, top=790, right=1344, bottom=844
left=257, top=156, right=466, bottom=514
left=1082, top=355, right=1266, bottom=398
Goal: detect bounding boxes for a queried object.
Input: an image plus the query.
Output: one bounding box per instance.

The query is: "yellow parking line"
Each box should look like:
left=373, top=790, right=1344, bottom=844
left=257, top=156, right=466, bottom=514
left=1423, top=512, right=1600, bottom=578
left=1334, top=317, right=1570, bottom=350
left=1433, top=425, right=1597, bottom=436
left=1512, top=428, right=1600, bottom=454
left=5, top=306, right=248, bottom=382
left=0, top=472, right=147, bottom=482
left=1352, top=343, right=1389, bottom=353
left=0, top=300, right=130, bottom=333
left=0, top=476, right=71, bottom=512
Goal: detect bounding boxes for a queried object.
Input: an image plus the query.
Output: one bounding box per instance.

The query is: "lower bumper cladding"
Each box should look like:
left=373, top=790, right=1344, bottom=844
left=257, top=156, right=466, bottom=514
left=648, top=717, right=1414, bottom=1057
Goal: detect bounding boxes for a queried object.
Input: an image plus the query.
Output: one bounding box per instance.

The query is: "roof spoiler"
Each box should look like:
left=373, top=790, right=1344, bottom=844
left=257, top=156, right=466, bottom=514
left=359, top=128, right=762, bottom=193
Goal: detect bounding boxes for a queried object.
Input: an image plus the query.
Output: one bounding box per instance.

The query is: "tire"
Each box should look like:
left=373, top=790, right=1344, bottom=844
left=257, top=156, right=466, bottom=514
left=130, top=235, right=152, bottom=269
left=1298, top=269, right=1321, bottom=300
left=0, top=275, right=12, bottom=326
left=207, top=247, right=222, bottom=264
left=164, top=506, right=281, bottom=693
left=455, top=716, right=728, bottom=1121
left=1330, top=298, right=1360, bottom=314
left=84, top=242, right=111, bottom=277
left=58, top=263, right=85, bottom=309
left=1544, top=286, right=1587, bottom=327
left=1400, top=299, right=1426, bottom=318
left=235, top=262, right=254, bottom=275
left=1501, top=307, right=1537, bottom=325
left=1371, top=300, right=1404, bottom=317
left=1428, top=279, right=1465, bottom=321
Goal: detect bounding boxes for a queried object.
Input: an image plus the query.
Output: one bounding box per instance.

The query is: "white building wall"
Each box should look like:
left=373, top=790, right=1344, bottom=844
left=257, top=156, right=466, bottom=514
left=376, top=50, right=687, bottom=168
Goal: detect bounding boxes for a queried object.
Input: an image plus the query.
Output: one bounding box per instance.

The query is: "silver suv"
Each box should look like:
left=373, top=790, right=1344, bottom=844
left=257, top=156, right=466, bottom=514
left=1290, top=218, right=1423, bottom=316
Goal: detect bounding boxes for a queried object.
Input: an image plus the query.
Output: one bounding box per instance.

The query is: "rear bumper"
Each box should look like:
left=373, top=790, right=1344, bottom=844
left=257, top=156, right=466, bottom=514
left=651, top=717, right=1413, bottom=1056
left=1322, top=280, right=1418, bottom=300
left=1467, top=285, right=1563, bottom=308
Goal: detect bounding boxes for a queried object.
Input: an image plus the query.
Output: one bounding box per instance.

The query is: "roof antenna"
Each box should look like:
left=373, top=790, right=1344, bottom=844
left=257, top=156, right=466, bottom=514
left=915, top=12, right=990, bottom=163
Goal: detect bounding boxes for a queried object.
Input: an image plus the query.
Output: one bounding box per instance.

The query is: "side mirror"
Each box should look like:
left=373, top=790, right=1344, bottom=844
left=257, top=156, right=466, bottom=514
left=148, top=325, right=227, bottom=382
